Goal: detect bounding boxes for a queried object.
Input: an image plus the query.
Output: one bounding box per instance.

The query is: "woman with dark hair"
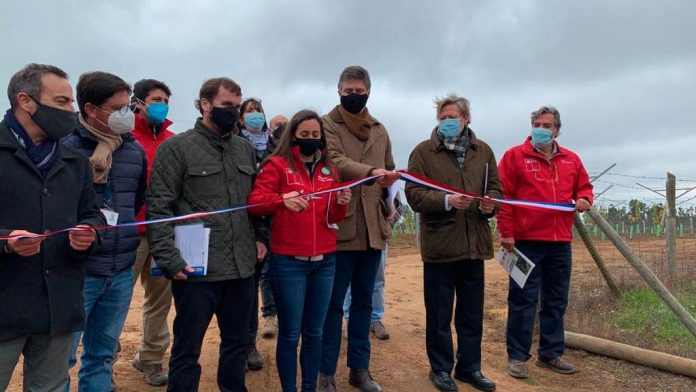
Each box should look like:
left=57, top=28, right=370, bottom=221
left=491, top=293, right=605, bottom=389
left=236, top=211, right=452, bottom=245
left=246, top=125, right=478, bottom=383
left=239, top=97, right=279, bottom=370
left=248, top=109, right=351, bottom=392
left=239, top=98, right=277, bottom=162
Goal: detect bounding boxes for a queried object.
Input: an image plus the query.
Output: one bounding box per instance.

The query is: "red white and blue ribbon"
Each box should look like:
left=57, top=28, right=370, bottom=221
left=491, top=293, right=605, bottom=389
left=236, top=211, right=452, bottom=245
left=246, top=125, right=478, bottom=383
left=0, top=171, right=574, bottom=240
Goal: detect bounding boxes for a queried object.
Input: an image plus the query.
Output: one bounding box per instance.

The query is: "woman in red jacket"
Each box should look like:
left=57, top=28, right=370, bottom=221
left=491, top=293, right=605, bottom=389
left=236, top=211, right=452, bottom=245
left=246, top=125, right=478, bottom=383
left=248, top=109, right=351, bottom=392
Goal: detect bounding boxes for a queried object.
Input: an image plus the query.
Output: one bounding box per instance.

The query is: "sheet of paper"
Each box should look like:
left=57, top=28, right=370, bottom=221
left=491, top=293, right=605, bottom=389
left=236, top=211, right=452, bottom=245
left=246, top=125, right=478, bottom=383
left=495, top=246, right=536, bottom=288
left=151, top=223, right=210, bottom=277
left=387, top=183, right=400, bottom=216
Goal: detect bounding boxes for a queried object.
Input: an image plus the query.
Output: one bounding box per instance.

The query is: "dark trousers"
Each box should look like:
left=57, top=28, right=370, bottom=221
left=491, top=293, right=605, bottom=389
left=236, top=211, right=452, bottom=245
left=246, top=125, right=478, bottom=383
left=320, top=249, right=382, bottom=375
left=506, top=241, right=572, bottom=362
left=272, top=254, right=335, bottom=392
left=169, top=277, right=254, bottom=392
left=423, top=259, right=484, bottom=374
left=249, top=256, right=277, bottom=345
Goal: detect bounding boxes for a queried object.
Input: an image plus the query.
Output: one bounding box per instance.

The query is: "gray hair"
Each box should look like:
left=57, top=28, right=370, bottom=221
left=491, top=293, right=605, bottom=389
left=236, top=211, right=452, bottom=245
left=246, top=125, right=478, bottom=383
left=7, top=63, right=68, bottom=108
left=337, top=66, right=371, bottom=91
left=531, top=105, right=561, bottom=130
left=434, top=93, right=471, bottom=119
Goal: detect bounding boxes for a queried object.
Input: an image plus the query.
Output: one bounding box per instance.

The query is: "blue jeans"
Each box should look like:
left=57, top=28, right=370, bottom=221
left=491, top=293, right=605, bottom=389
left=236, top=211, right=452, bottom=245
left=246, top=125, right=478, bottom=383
left=67, top=268, right=134, bottom=392
left=506, top=241, right=572, bottom=362
left=272, top=254, right=335, bottom=392
left=321, top=249, right=382, bottom=375
left=343, top=247, right=387, bottom=322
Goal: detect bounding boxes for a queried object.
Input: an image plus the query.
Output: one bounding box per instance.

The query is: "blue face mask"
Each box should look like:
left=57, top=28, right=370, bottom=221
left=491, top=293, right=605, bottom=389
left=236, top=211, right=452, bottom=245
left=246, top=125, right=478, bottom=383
left=437, top=118, right=462, bottom=138
left=244, top=112, right=266, bottom=130
left=146, top=102, right=168, bottom=124
left=531, top=128, right=554, bottom=147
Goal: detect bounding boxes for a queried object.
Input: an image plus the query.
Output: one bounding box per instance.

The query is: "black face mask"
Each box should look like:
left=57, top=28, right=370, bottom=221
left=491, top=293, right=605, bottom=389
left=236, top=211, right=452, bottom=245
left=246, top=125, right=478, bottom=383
left=210, top=106, right=240, bottom=134
left=340, top=93, right=368, bottom=114
left=295, top=138, right=324, bottom=156
left=30, top=97, right=78, bottom=140
left=272, top=124, right=285, bottom=140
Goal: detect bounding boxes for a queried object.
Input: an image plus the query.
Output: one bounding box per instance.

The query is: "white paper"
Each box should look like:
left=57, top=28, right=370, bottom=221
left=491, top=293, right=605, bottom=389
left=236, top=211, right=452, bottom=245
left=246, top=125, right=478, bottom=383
left=387, top=183, right=400, bottom=216
left=495, top=246, right=536, bottom=288
left=100, top=209, right=119, bottom=226
left=151, top=223, right=210, bottom=277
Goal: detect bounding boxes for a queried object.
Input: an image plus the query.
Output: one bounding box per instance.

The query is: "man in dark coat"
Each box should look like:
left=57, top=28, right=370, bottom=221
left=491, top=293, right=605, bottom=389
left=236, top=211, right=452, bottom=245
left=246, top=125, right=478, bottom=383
left=0, top=63, right=103, bottom=392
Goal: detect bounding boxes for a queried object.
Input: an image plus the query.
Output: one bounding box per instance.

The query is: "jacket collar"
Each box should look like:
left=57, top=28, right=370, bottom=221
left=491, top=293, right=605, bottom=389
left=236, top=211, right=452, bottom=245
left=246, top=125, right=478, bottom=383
left=520, top=136, right=567, bottom=158
left=428, top=126, right=480, bottom=152
left=132, top=113, right=173, bottom=140
left=327, top=105, right=381, bottom=126
left=1, top=119, right=82, bottom=180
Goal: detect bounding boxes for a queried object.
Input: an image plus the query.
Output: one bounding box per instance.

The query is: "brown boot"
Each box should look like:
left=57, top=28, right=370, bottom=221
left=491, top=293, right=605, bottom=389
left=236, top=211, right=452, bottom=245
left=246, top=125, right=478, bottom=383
left=132, top=357, right=168, bottom=386
left=348, top=368, right=382, bottom=392
left=318, top=372, right=337, bottom=392
left=370, top=321, right=390, bottom=340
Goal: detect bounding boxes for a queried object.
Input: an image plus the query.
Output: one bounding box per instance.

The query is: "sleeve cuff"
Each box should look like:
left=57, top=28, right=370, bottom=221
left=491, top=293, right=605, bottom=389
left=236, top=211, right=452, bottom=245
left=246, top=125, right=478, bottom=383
left=444, top=194, right=453, bottom=211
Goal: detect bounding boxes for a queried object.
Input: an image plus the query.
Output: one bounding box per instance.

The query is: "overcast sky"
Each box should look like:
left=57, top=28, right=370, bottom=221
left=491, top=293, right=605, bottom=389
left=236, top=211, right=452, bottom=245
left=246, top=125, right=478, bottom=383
left=2, top=0, right=695, bottom=206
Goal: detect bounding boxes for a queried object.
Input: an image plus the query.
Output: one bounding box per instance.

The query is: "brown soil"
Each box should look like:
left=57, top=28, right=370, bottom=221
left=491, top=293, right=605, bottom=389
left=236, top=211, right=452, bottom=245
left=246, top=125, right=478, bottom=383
left=8, top=239, right=696, bottom=391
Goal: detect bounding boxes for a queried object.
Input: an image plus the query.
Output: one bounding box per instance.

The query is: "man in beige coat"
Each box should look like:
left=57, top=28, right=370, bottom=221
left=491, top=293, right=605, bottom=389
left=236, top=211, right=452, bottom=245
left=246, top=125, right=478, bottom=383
left=318, top=66, right=399, bottom=392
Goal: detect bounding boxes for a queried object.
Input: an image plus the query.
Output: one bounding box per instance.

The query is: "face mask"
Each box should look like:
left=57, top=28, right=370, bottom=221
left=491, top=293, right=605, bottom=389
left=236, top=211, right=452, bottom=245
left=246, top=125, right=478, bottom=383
left=106, top=109, right=135, bottom=135
left=29, top=97, right=78, bottom=140
left=272, top=124, right=285, bottom=139
left=437, top=118, right=462, bottom=138
left=210, top=106, right=240, bottom=134
left=295, top=138, right=324, bottom=156
left=244, top=112, right=265, bottom=131
left=146, top=102, right=168, bottom=124
left=531, top=128, right=554, bottom=147
left=340, top=93, right=368, bottom=114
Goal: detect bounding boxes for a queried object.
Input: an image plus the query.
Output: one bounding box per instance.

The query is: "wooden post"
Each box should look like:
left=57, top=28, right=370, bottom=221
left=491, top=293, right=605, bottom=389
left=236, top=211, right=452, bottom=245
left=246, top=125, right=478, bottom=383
left=666, top=173, right=677, bottom=277
left=587, top=208, right=696, bottom=338
left=565, top=331, right=696, bottom=378
left=573, top=213, right=621, bottom=298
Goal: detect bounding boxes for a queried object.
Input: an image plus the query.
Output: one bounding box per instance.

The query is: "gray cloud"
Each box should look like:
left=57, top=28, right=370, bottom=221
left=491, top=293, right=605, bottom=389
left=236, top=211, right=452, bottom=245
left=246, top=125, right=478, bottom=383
left=2, top=0, right=695, bottom=204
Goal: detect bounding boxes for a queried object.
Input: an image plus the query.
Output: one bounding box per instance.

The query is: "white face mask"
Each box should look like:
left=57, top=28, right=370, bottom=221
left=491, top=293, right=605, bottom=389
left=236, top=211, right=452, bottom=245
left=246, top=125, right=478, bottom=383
left=107, top=109, right=135, bottom=135
left=94, top=105, right=135, bottom=135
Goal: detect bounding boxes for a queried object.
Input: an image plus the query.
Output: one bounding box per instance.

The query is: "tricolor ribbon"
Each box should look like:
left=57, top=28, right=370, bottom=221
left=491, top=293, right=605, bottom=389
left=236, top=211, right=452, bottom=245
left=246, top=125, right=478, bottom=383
left=0, top=171, right=574, bottom=240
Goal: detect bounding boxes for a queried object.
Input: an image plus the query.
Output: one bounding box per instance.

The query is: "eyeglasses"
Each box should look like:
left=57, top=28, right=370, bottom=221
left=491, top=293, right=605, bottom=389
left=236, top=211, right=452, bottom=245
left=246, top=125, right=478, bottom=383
left=95, top=104, right=133, bottom=116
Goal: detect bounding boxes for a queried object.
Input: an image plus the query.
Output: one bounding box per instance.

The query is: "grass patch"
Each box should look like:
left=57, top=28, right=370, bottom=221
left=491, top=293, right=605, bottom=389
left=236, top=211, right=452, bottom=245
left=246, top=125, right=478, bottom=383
left=611, top=280, right=696, bottom=353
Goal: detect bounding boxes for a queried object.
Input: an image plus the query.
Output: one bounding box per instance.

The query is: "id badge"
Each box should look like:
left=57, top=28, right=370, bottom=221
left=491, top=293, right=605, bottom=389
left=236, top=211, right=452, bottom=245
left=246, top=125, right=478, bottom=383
left=101, top=209, right=120, bottom=226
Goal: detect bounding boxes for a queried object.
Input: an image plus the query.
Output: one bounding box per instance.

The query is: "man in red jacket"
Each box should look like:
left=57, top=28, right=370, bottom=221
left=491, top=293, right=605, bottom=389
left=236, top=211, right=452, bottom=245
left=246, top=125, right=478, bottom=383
left=497, top=106, right=593, bottom=380
left=129, top=79, right=175, bottom=386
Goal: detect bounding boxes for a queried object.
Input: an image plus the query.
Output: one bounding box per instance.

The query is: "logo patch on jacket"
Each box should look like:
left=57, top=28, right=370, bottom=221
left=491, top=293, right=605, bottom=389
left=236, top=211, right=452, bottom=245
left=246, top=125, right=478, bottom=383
left=317, top=175, right=333, bottom=183
left=285, top=168, right=303, bottom=185
left=524, top=159, right=541, bottom=172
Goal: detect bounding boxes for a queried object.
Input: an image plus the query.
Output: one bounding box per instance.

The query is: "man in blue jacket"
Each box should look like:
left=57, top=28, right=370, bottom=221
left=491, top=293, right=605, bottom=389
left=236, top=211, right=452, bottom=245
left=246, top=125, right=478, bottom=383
left=63, top=71, right=147, bottom=392
left=0, top=63, right=104, bottom=392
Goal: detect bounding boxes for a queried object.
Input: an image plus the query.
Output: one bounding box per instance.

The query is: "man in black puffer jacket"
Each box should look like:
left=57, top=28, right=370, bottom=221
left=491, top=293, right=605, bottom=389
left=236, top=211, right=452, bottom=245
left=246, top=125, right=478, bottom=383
left=62, top=71, right=147, bottom=392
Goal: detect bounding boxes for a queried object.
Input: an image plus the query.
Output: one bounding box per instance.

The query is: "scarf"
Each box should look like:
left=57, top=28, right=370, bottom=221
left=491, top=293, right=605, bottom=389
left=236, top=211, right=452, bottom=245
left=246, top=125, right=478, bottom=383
left=4, top=109, right=58, bottom=178
left=440, top=128, right=470, bottom=168
left=79, top=115, right=122, bottom=184
left=241, top=128, right=270, bottom=151
left=337, top=105, right=372, bottom=141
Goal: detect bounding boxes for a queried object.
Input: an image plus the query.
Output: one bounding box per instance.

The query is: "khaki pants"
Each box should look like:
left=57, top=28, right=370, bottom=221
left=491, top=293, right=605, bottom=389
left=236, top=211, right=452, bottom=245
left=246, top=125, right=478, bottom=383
left=133, top=234, right=172, bottom=365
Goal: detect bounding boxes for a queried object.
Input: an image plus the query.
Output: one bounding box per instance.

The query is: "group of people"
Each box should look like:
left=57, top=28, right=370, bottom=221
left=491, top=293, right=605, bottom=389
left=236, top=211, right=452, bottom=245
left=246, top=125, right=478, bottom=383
left=0, top=63, right=593, bottom=392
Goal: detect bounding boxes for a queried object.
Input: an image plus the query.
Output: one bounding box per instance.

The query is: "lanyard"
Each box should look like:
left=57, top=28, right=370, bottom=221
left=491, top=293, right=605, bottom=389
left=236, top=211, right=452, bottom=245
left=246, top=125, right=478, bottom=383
left=102, top=171, right=114, bottom=209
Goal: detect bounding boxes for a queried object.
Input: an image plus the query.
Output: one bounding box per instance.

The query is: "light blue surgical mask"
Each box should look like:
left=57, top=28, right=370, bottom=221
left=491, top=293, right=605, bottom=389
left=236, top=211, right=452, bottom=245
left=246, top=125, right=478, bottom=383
left=437, top=118, right=462, bottom=138
left=244, top=112, right=266, bottom=131
left=531, top=128, right=553, bottom=147
left=146, top=102, right=169, bottom=124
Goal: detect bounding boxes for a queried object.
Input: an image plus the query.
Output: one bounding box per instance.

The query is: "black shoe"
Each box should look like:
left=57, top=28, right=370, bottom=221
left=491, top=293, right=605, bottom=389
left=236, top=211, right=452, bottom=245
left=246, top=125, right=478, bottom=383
left=246, top=344, right=264, bottom=370
left=429, top=371, right=458, bottom=392
left=454, top=371, right=496, bottom=392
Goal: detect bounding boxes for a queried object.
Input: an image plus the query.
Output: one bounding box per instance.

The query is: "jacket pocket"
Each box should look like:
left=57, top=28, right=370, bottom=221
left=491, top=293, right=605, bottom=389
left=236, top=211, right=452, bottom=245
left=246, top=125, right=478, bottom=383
left=187, top=165, right=224, bottom=199
left=423, top=211, right=456, bottom=230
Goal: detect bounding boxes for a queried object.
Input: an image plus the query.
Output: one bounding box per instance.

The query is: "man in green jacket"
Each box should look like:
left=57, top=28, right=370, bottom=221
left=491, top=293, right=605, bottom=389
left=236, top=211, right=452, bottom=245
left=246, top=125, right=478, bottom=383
left=405, top=94, right=502, bottom=392
left=147, top=77, right=268, bottom=392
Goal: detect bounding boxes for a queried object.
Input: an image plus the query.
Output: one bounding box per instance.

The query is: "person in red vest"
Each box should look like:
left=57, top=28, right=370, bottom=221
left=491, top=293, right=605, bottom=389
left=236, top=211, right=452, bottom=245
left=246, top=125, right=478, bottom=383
left=129, top=79, right=175, bottom=386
